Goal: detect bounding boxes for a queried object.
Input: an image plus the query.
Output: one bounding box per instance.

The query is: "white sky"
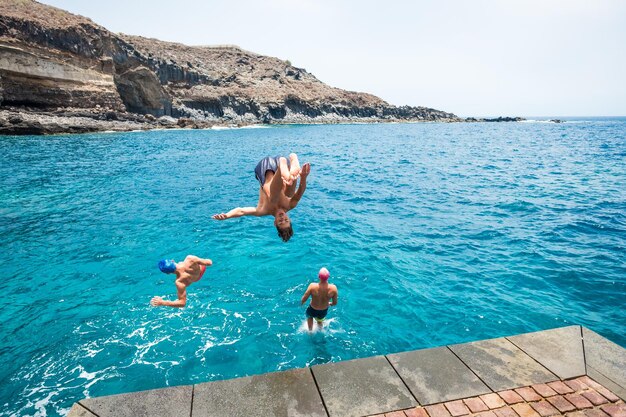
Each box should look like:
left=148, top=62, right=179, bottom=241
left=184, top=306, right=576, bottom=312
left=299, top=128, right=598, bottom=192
left=39, top=0, right=626, bottom=117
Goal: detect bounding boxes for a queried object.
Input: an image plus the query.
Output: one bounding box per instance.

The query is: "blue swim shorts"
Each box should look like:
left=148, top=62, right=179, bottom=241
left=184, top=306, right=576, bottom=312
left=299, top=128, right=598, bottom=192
left=254, top=155, right=290, bottom=187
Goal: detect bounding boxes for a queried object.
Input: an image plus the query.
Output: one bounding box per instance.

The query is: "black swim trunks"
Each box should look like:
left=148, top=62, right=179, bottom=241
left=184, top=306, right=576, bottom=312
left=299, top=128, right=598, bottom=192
left=306, top=305, right=328, bottom=322
left=254, top=155, right=290, bottom=187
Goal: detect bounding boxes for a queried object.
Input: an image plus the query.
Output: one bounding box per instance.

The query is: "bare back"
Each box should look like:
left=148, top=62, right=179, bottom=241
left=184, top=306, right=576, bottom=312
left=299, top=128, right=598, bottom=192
left=175, top=256, right=209, bottom=286
left=308, top=282, right=338, bottom=310
left=256, top=171, right=292, bottom=215
left=151, top=255, right=212, bottom=308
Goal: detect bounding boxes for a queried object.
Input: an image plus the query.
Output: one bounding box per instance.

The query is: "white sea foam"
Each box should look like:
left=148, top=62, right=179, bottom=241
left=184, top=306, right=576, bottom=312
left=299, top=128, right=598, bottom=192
left=128, top=326, right=146, bottom=338
left=297, top=317, right=338, bottom=334
left=78, top=368, right=98, bottom=381
left=519, top=119, right=581, bottom=124
left=33, top=391, right=54, bottom=417
left=132, top=335, right=171, bottom=364
left=208, top=124, right=269, bottom=130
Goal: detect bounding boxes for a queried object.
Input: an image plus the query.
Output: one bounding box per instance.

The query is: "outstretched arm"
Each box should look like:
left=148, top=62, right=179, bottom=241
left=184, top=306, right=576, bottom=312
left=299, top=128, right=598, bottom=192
left=213, top=206, right=258, bottom=220
left=300, top=284, right=312, bottom=305
left=151, top=281, right=187, bottom=308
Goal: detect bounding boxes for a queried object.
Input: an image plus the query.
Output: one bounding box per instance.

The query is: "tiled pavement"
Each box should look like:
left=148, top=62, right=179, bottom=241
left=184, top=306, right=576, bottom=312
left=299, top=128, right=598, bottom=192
left=366, top=377, right=626, bottom=417
left=67, top=326, right=626, bottom=417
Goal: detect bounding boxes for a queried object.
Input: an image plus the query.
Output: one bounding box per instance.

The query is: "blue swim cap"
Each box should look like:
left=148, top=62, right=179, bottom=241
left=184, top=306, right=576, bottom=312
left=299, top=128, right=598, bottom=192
left=158, top=259, right=176, bottom=274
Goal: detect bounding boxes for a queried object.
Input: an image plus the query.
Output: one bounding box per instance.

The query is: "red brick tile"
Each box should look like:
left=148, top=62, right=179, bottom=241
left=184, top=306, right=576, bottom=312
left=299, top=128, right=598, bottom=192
left=530, top=401, right=560, bottom=417
left=444, top=400, right=470, bottom=416
left=579, top=376, right=604, bottom=390
left=463, top=397, right=489, bottom=413
left=597, top=387, right=621, bottom=403
left=495, top=406, right=520, bottom=417
left=532, top=384, right=558, bottom=398
left=385, top=411, right=406, bottom=417
left=582, top=390, right=610, bottom=406
left=565, top=379, right=589, bottom=392
left=499, top=390, right=525, bottom=405
left=426, top=403, right=452, bottom=417
left=601, top=403, right=626, bottom=417
left=565, top=393, right=594, bottom=409
left=405, top=408, right=429, bottom=417
left=516, top=387, right=543, bottom=402
left=512, top=403, right=541, bottom=417
left=475, top=412, right=498, bottom=417
left=549, top=381, right=576, bottom=395
left=464, top=397, right=490, bottom=413
left=481, top=393, right=507, bottom=409
left=582, top=408, right=611, bottom=417
left=547, top=395, right=576, bottom=413
left=565, top=412, right=586, bottom=417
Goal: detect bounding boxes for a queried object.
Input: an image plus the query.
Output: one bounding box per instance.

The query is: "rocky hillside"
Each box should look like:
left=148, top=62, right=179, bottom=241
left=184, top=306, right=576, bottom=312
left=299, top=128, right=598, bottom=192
left=0, top=0, right=463, bottom=134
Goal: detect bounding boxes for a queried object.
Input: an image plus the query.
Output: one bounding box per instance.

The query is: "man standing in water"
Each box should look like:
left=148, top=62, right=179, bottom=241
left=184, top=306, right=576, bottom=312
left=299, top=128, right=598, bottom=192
left=212, top=153, right=310, bottom=242
left=301, top=267, right=338, bottom=331
left=150, top=255, right=212, bottom=308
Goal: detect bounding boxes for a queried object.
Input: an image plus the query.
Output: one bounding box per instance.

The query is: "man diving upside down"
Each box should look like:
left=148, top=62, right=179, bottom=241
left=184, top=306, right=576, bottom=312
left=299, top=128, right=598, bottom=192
left=212, top=153, right=310, bottom=242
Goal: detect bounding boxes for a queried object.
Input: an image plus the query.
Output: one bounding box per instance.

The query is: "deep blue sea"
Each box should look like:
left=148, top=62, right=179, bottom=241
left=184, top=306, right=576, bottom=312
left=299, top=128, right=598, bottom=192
left=1, top=119, right=625, bottom=416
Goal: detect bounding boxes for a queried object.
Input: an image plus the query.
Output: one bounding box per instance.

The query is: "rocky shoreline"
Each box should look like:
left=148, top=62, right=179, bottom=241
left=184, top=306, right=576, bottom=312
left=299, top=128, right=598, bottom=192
left=0, top=1, right=528, bottom=136
left=0, top=107, right=535, bottom=136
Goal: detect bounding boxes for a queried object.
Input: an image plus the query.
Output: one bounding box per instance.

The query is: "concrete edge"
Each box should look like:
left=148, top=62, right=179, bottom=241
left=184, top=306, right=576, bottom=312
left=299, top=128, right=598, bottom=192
left=67, top=402, right=97, bottom=417
left=505, top=324, right=586, bottom=380
left=581, top=325, right=626, bottom=399
left=587, top=366, right=626, bottom=401
left=67, top=325, right=626, bottom=416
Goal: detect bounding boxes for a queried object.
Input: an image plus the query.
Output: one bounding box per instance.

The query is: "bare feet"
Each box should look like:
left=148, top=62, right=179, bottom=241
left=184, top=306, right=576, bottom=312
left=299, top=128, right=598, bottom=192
left=150, top=296, right=164, bottom=306
left=282, top=174, right=294, bottom=186
left=300, top=162, right=310, bottom=178
left=289, top=153, right=301, bottom=179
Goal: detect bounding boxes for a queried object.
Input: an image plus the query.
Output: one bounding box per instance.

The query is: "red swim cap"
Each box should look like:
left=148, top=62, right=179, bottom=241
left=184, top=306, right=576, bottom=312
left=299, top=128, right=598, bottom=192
left=318, top=267, right=330, bottom=281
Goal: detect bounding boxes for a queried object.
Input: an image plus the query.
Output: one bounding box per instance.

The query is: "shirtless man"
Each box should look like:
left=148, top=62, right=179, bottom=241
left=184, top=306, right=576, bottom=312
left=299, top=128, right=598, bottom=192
left=212, top=153, right=310, bottom=242
left=300, top=267, right=338, bottom=331
left=150, top=255, right=212, bottom=308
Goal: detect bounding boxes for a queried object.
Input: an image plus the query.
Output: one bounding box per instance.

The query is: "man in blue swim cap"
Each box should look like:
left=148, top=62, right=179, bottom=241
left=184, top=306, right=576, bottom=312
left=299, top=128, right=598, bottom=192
left=151, top=255, right=212, bottom=308
left=212, top=153, right=310, bottom=242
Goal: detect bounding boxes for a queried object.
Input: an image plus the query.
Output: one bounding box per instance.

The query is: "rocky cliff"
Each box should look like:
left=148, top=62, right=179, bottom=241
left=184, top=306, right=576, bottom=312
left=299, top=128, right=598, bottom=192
left=0, top=0, right=464, bottom=134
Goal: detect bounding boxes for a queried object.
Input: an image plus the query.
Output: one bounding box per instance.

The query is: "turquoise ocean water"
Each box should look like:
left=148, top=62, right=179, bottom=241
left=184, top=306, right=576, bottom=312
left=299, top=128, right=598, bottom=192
left=1, top=119, right=625, bottom=416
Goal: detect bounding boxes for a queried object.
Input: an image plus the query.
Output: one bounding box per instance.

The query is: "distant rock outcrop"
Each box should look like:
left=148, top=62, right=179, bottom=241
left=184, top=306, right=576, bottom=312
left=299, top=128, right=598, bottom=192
left=0, top=0, right=520, bottom=135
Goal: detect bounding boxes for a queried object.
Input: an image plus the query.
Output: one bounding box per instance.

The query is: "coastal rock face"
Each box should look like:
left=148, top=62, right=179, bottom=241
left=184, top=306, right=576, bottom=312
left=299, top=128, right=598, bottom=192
left=0, top=0, right=465, bottom=134
left=0, top=42, right=124, bottom=110
left=115, top=65, right=170, bottom=116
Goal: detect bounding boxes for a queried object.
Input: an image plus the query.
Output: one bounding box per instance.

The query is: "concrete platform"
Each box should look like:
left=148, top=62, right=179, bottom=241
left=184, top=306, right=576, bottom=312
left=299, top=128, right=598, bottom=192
left=192, top=367, right=326, bottom=417
left=449, top=337, right=558, bottom=391
left=69, top=326, right=626, bottom=417
left=582, top=327, right=626, bottom=400
left=507, top=325, right=585, bottom=380
left=387, top=346, right=490, bottom=405
left=78, top=385, right=191, bottom=417
left=312, top=355, right=417, bottom=417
